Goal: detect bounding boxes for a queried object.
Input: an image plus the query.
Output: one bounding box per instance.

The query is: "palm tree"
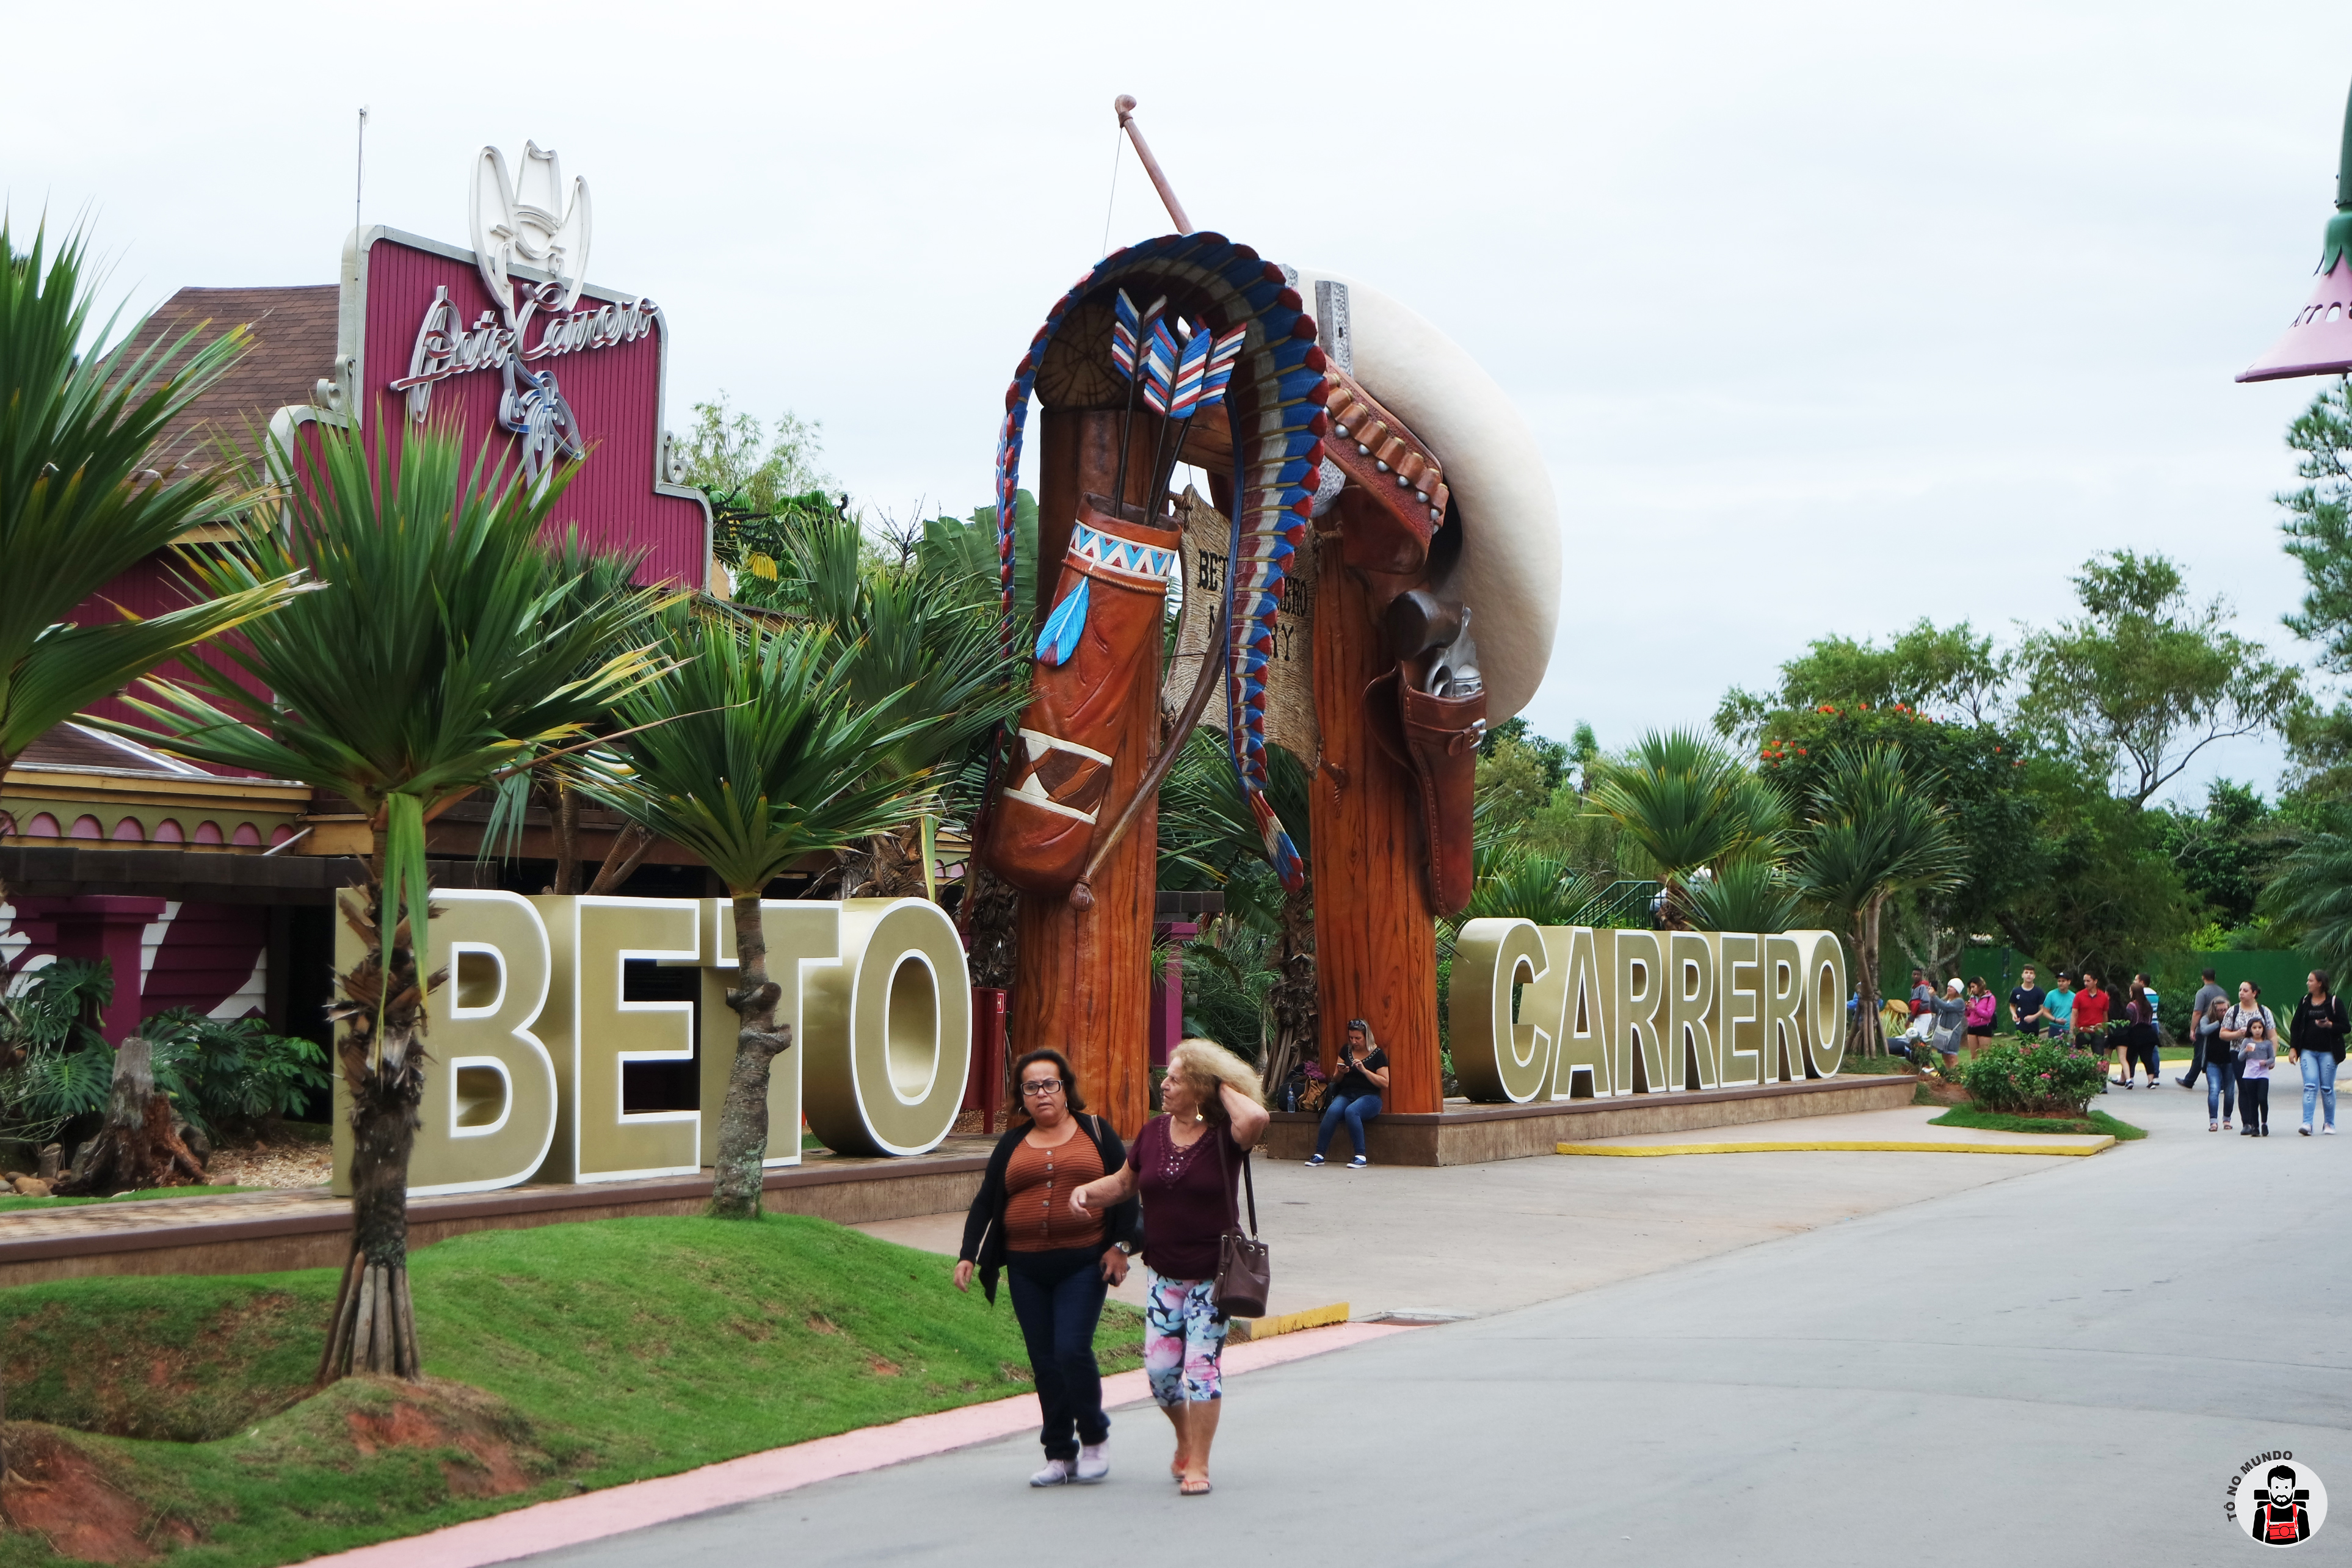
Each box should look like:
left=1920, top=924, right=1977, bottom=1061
left=785, top=514, right=1015, bottom=899
left=1157, top=730, right=1316, bottom=1092
left=111, top=420, right=667, bottom=1381
left=2260, top=833, right=2352, bottom=973
left=1683, top=859, right=1804, bottom=934
left=1587, top=729, right=1786, bottom=926
left=1790, top=746, right=1965, bottom=1056
left=1460, top=846, right=1605, bottom=927
left=590, top=612, right=940, bottom=1219
left=1, top=220, right=304, bottom=798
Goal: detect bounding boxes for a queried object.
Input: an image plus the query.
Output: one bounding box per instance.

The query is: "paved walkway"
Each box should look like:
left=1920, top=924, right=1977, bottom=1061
left=529, top=1081, right=2350, bottom=1566
left=1561, top=1103, right=2113, bottom=1155
left=858, top=1100, right=2091, bottom=1321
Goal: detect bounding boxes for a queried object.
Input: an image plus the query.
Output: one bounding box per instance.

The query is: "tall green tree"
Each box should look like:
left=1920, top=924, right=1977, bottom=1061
left=592, top=613, right=937, bottom=1218
left=114, top=422, right=667, bottom=1381
left=2018, top=551, right=2299, bottom=808
left=1790, top=746, right=1965, bottom=1053
left=1588, top=728, right=1785, bottom=927
left=1716, top=619, right=2007, bottom=741
left=0, top=221, right=305, bottom=788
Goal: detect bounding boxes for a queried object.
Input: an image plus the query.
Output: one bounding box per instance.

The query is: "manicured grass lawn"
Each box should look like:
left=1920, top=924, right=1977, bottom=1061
left=0, top=1185, right=260, bottom=1214
left=1928, top=1106, right=2147, bottom=1141
left=0, top=1214, right=1141, bottom=1566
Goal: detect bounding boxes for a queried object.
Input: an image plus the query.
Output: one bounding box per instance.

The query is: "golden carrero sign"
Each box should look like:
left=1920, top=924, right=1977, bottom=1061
left=332, top=894, right=972, bottom=1195
left=1450, top=922, right=1850, bottom=1102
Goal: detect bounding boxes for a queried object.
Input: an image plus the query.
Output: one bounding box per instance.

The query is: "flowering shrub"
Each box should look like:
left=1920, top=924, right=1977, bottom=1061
left=1959, top=1039, right=2106, bottom=1115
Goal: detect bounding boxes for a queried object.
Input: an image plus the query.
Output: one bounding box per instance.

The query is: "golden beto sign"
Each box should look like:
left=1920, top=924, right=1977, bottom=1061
left=332, top=893, right=971, bottom=1195
left=1450, top=922, right=1851, bottom=1101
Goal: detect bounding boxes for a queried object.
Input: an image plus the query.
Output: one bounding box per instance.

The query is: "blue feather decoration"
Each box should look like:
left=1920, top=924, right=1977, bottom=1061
left=1034, top=578, right=1090, bottom=666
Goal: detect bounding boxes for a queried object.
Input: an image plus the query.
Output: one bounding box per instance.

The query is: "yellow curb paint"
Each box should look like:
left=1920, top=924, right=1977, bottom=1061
left=1229, top=1301, right=1351, bottom=1343
left=1555, top=1138, right=2113, bottom=1158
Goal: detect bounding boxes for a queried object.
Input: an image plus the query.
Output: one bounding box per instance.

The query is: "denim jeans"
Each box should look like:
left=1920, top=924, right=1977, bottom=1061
left=1006, top=1247, right=1109, bottom=1461
left=2300, top=1050, right=2340, bottom=1129
left=2205, top=1052, right=2237, bottom=1122
left=1315, top=1092, right=1383, bottom=1158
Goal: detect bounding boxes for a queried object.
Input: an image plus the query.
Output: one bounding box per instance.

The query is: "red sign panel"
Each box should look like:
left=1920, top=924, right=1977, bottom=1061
left=350, top=230, right=709, bottom=589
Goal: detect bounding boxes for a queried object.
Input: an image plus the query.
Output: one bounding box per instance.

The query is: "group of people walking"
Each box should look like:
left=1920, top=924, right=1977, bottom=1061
left=1892, top=959, right=2345, bottom=1134
left=2174, top=970, right=2344, bottom=1136
left=956, top=1036, right=1269, bottom=1497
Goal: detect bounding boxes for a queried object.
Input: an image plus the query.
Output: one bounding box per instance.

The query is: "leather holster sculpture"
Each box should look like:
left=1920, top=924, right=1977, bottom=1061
left=981, top=493, right=1181, bottom=897
left=1321, top=369, right=1486, bottom=917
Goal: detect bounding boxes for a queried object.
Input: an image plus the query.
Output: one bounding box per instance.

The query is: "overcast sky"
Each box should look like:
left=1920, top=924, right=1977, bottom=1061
left=10, top=1, right=2351, bottom=807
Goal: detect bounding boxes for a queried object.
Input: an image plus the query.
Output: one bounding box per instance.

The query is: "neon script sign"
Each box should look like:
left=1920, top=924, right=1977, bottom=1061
left=391, top=289, right=660, bottom=418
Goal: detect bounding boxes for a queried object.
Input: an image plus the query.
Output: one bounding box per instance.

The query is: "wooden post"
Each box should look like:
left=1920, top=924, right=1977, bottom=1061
left=1010, top=409, right=1164, bottom=1138
left=1309, top=530, right=1443, bottom=1111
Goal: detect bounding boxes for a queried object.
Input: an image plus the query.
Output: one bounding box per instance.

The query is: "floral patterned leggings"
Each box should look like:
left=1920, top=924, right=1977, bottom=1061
left=1144, top=1272, right=1227, bottom=1406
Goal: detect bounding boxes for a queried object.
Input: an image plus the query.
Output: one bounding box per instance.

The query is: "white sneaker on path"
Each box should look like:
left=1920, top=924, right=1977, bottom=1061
left=1030, top=1459, right=1072, bottom=1487
left=1076, top=1443, right=1109, bottom=1483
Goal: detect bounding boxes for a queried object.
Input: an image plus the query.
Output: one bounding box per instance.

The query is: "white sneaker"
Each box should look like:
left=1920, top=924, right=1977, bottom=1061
left=2327, top=1125, right=2339, bottom=1135
left=1030, top=1459, right=1072, bottom=1487
left=1075, top=1442, right=1109, bottom=1483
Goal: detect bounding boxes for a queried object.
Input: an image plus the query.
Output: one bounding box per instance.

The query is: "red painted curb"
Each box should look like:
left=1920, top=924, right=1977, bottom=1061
left=299, top=1320, right=1411, bottom=1566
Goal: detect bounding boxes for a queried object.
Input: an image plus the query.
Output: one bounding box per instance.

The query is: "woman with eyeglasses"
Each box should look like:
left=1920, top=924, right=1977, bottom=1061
left=954, top=1048, right=1141, bottom=1487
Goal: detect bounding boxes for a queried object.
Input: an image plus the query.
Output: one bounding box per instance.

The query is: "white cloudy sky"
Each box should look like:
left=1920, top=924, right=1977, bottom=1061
left=10, top=0, right=2351, bottom=806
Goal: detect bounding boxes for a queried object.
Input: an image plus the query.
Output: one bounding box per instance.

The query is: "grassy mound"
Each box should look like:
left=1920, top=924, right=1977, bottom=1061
left=0, top=1215, right=1142, bottom=1566
left=1928, top=1106, right=2147, bottom=1141
left=0, top=1188, right=260, bottom=1215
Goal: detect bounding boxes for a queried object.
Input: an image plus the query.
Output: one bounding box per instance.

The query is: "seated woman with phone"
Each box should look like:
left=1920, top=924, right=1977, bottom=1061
left=1307, top=1019, right=1388, bottom=1169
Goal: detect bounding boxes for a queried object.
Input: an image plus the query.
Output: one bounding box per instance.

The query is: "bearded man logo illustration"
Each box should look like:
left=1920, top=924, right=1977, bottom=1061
left=2252, top=1465, right=2315, bottom=1547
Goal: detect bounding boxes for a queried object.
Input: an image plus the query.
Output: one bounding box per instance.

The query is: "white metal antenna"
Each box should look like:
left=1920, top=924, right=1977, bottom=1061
left=355, top=106, right=369, bottom=238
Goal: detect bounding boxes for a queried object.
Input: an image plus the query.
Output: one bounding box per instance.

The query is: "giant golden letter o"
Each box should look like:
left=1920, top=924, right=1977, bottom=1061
left=803, top=898, right=972, bottom=1156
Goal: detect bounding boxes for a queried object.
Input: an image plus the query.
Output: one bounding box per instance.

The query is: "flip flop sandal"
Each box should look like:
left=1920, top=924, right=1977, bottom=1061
left=1180, top=1478, right=1213, bottom=1497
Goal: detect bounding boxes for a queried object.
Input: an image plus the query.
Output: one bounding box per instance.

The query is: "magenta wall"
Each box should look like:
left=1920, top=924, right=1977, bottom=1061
left=357, top=238, right=708, bottom=588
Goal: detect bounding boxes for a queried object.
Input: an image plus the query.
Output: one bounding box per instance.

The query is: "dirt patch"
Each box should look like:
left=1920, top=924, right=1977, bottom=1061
left=1, top=1427, right=193, bottom=1564
left=344, top=1379, right=543, bottom=1500
left=202, top=1139, right=332, bottom=1191
left=865, top=1357, right=902, bottom=1377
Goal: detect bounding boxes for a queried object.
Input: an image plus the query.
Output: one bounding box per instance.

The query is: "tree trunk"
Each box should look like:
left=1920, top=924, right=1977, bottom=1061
left=1848, top=896, right=1887, bottom=1058
left=548, top=779, right=582, bottom=896
left=708, top=890, right=790, bottom=1219
left=960, top=860, right=1020, bottom=990
left=53, top=1033, right=205, bottom=1195
left=586, top=822, right=654, bottom=896
left=1260, top=887, right=1318, bottom=1096
left=318, top=879, right=429, bottom=1383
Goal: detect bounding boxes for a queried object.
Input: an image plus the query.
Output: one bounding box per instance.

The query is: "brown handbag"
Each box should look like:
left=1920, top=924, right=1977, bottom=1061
left=1211, top=1130, right=1269, bottom=1320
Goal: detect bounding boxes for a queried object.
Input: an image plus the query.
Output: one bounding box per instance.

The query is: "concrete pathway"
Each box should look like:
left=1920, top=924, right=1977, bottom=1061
left=530, top=1080, right=2350, bottom=1567
left=858, top=1099, right=2091, bottom=1321
left=1563, top=1103, right=2113, bottom=1155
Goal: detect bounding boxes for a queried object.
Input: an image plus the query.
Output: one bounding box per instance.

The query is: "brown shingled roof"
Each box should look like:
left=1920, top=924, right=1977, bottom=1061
left=116, top=285, right=338, bottom=474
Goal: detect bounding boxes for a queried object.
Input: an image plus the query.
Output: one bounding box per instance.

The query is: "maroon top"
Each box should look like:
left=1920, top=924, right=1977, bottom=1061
left=1133, top=1115, right=1241, bottom=1281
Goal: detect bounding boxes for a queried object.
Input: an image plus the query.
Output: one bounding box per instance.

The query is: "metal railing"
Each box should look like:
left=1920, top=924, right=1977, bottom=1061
left=1566, top=879, right=1662, bottom=930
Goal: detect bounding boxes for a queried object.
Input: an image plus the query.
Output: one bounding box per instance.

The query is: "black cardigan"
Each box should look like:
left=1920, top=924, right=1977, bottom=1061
left=2292, top=993, right=2349, bottom=1059
left=957, top=1115, right=1144, bottom=1305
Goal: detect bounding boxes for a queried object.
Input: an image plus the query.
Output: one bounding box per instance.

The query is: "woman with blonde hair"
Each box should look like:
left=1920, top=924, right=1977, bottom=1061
left=1072, top=1037, right=1269, bottom=1497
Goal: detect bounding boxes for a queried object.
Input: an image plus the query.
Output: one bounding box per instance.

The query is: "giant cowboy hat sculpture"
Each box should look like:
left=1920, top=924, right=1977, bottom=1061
left=1284, top=268, right=1559, bottom=915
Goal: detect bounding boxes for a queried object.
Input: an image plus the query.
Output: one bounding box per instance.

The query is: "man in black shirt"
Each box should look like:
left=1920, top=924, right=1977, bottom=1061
left=1307, top=1020, right=1389, bottom=1169
left=2009, top=966, right=2047, bottom=1039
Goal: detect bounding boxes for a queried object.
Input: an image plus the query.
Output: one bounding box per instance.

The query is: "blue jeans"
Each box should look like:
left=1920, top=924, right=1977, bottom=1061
left=1006, top=1247, right=1109, bottom=1461
left=2300, top=1050, right=2339, bottom=1128
left=2206, top=1052, right=2237, bottom=1122
left=1315, top=1092, right=1382, bottom=1158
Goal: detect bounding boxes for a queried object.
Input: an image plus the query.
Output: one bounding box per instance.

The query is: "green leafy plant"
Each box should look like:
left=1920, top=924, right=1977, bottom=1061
left=588, top=611, right=937, bottom=1219
left=112, top=418, right=672, bottom=1382
left=0, top=218, right=305, bottom=790
left=1958, top=1038, right=2107, bottom=1116
left=0, top=959, right=117, bottom=1147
